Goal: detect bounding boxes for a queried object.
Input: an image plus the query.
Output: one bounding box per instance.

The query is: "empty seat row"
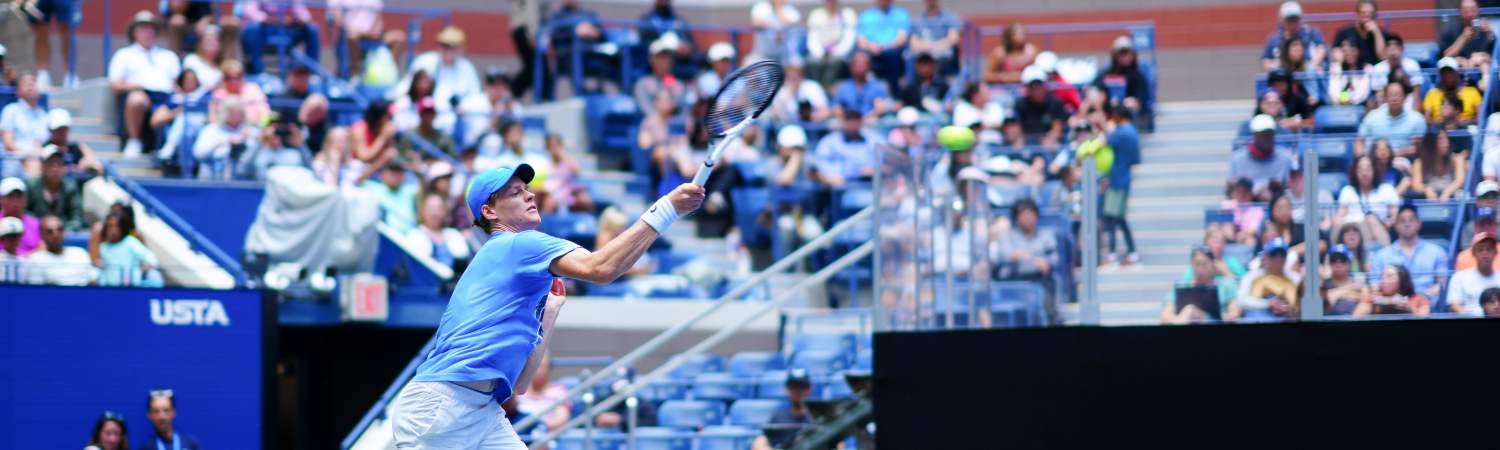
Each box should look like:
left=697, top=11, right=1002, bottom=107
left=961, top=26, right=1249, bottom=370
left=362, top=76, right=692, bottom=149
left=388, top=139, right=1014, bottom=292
left=553, top=425, right=759, bottom=450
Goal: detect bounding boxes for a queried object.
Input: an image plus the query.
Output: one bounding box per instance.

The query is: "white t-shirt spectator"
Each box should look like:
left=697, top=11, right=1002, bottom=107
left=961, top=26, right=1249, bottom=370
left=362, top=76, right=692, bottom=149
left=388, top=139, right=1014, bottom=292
left=182, top=53, right=224, bottom=93
left=26, top=246, right=95, bottom=286
left=1444, top=268, right=1500, bottom=316
left=770, top=78, right=829, bottom=122
left=1369, top=57, right=1423, bottom=91
left=1337, top=184, right=1401, bottom=222
left=805, top=5, right=857, bottom=60
left=750, top=1, right=801, bottom=60
left=0, top=99, right=49, bottom=153
left=395, top=52, right=483, bottom=109
left=108, top=43, right=182, bottom=93
left=1483, top=111, right=1500, bottom=178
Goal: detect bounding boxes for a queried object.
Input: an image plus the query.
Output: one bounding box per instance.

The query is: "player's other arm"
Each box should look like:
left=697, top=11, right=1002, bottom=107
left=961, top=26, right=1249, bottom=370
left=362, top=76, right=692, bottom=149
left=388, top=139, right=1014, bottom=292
left=516, top=279, right=567, bottom=395
left=551, top=184, right=705, bottom=284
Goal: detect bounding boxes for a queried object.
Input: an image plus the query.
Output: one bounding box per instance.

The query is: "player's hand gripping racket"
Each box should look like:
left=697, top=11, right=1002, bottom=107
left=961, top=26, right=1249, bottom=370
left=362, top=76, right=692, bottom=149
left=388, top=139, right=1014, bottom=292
left=690, top=59, right=785, bottom=186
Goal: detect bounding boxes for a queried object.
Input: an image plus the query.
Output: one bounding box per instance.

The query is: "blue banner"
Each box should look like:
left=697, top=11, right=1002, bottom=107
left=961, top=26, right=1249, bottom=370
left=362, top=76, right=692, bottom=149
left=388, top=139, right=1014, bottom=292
left=0, top=285, right=266, bottom=449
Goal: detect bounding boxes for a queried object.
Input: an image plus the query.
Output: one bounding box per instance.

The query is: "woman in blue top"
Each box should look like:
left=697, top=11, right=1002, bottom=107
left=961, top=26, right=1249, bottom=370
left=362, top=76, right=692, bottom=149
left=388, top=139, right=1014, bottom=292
left=388, top=164, right=703, bottom=449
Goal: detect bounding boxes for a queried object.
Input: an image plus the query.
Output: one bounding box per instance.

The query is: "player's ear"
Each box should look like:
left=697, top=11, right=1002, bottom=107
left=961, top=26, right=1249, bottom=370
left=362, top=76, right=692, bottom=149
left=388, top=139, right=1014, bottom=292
left=481, top=203, right=498, bottom=222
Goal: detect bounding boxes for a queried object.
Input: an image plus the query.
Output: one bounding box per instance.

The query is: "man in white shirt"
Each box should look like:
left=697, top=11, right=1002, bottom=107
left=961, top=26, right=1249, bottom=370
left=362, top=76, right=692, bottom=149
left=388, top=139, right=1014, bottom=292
left=0, top=74, right=47, bottom=178
left=25, top=215, right=93, bottom=286
left=394, top=26, right=482, bottom=130
left=1369, top=34, right=1423, bottom=92
left=108, top=10, right=182, bottom=157
left=0, top=216, right=23, bottom=283
left=1446, top=232, right=1500, bottom=316
left=769, top=59, right=830, bottom=123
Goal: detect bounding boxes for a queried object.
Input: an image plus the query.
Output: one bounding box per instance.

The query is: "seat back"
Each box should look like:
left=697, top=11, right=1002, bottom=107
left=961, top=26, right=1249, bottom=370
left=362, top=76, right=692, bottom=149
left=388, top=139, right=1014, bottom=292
left=657, top=400, right=726, bottom=429
left=728, top=399, right=785, bottom=427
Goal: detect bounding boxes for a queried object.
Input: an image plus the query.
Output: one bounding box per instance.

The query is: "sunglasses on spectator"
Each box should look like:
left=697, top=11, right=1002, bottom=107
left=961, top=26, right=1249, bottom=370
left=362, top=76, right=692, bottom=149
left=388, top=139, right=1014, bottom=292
left=43, top=226, right=63, bottom=234
left=100, top=410, right=125, bottom=421
left=149, top=389, right=174, bottom=399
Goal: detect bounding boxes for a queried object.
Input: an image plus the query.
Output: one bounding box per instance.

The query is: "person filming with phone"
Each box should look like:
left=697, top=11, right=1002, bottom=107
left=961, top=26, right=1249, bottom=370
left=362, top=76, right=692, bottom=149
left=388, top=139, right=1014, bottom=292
left=1440, top=0, right=1495, bottom=69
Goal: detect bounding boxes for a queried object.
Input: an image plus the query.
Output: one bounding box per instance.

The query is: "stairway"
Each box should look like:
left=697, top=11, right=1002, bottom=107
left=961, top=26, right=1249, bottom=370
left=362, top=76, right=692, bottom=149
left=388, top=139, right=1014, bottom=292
left=1066, top=100, right=1250, bottom=325
left=47, top=80, right=161, bottom=178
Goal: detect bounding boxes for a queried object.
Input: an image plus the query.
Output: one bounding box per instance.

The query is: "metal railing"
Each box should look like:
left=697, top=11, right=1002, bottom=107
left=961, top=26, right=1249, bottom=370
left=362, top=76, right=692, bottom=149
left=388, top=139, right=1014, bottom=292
left=101, top=161, right=248, bottom=286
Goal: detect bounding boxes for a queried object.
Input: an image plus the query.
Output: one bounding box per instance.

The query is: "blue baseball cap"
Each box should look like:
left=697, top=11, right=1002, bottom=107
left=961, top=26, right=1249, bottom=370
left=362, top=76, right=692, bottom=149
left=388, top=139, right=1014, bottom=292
left=1261, top=237, right=1289, bottom=257
left=465, top=164, right=534, bottom=222
left=1327, top=244, right=1352, bottom=262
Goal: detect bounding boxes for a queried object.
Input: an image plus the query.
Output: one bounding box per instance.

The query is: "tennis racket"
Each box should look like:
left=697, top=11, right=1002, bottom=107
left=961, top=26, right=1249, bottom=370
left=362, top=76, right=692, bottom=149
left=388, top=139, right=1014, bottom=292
left=690, top=59, right=785, bottom=186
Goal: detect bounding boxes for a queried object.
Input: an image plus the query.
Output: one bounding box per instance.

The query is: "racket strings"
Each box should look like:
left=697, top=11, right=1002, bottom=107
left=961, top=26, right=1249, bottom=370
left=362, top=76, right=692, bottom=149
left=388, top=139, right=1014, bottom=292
left=705, top=61, right=785, bottom=137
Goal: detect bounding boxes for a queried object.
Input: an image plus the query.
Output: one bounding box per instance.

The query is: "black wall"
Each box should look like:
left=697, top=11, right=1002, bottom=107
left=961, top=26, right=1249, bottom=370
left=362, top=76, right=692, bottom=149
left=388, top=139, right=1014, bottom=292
left=277, top=326, right=431, bottom=450
left=875, top=320, right=1500, bottom=449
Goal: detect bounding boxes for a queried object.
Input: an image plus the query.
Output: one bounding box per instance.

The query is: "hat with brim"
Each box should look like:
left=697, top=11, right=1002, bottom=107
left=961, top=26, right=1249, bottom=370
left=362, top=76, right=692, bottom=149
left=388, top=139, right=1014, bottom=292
left=437, top=26, right=466, bottom=47
left=128, top=10, right=160, bottom=36
left=0, top=216, right=22, bottom=237
left=466, top=164, right=535, bottom=222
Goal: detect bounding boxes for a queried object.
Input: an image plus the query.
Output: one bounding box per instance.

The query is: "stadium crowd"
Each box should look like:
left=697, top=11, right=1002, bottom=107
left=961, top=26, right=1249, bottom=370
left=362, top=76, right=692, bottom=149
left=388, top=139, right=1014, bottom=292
left=1166, top=0, right=1500, bottom=324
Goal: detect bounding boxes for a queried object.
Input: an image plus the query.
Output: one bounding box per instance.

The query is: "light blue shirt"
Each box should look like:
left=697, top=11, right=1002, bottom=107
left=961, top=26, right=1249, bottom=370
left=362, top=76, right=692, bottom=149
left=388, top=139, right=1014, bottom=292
left=857, top=6, right=911, bottom=47
left=832, top=76, right=889, bottom=115
left=363, top=180, right=420, bottom=234
left=413, top=230, right=580, bottom=402
left=0, top=100, right=49, bottom=151
left=98, top=235, right=157, bottom=287
left=1356, top=105, right=1428, bottom=151
left=814, top=130, right=880, bottom=181
left=1371, top=240, right=1449, bottom=296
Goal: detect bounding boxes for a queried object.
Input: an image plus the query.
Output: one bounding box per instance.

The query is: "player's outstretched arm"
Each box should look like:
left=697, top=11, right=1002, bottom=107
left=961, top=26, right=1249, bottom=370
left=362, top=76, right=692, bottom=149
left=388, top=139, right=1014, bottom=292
left=551, top=184, right=705, bottom=284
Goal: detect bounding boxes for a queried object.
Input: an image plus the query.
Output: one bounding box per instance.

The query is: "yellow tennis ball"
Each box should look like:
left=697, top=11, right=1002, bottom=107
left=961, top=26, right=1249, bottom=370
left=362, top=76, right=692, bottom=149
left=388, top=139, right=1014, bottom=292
left=1077, top=138, right=1115, bottom=175
left=529, top=162, right=549, bottom=188
left=937, top=126, right=976, bottom=152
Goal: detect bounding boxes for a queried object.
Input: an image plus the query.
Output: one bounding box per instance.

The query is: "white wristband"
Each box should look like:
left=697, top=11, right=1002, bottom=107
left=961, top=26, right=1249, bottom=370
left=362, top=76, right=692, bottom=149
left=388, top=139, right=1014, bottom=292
left=640, top=196, right=680, bottom=232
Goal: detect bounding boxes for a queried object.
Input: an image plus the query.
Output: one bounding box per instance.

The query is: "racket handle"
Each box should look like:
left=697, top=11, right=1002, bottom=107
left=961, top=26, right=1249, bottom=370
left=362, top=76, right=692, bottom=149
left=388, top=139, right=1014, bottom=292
left=692, top=161, right=715, bottom=186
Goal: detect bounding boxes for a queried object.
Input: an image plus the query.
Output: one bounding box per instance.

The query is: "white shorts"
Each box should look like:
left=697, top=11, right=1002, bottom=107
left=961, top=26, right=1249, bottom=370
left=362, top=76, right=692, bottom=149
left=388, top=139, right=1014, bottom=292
left=389, top=381, right=527, bottom=450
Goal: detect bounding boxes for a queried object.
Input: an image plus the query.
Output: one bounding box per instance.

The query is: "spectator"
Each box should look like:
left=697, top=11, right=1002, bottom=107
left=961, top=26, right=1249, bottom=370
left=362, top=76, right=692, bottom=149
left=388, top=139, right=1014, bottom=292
left=1467, top=181, right=1500, bottom=237
left=805, top=0, right=858, bottom=87
left=1161, top=247, right=1238, bottom=324
left=813, top=109, right=880, bottom=188
left=150, top=70, right=209, bottom=170
left=1369, top=138, right=1412, bottom=195
left=1372, top=204, right=1447, bottom=298
left=547, top=0, right=605, bottom=98
left=398, top=98, right=457, bottom=157
left=639, top=92, right=694, bottom=196
left=1481, top=287, right=1500, bottom=317
left=1439, top=0, right=1495, bottom=68
left=542, top=134, right=591, bottom=214
left=898, top=53, right=950, bottom=114
left=638, top=0, right=697, bottom=65
left=507, top=0, right=544, bottom=97
left=165, top=1, right=242, bottom=57
left=1102, top=106, right=1140, bottom=265
left=24, top=150, right=82, bottom=231
left=1423, top=57, right=1483, bottom=124
left=514, top=353, right=572, bottom=435
left=750, top=0, right=802, bottom=62
left=1334, top=222, right=1371, bottom=274
left=1229, top=115, right=1295, bottom=198
left=1446, top=232, right=1500, bottom=315
left=271, top=61, right=317, bottom=113
left=353, top=100, right=398, bottom=163
left=770, top=59, right=831, bottom=123
left=832, top=51, right=895, bottom=122
left=467, top=69, right=524, bottom=146
left=312, top=127, right=373, bottom=189
left=1094, top=36, right=1149, bottom=113
left=1278, top=38, right=1322, bottom=106
left=96, top=209, right=156, bottom=287
left=393, top=69, right=435, bottom=131
left=239, top=0, right=319, bottom=75
left=1332, top=0, right=1386, bottom=67
left=398, top=26, right=482, bottom=123
left=1370, top=34, right=1424, bottom=93
left=1411, top=129, right=1467, bottom=202
left=25, top=215, right=93, bottom=286
left=1261, top=194, right=1303, bottom=253
left=27, top=0, right=79, bottom=89
left=1435, top=96, right=1471, bottom=153
left=1246, top=90, right=1296, bottom=135
left=1264, top=69, right=1314, bottom=129
left=1366, top=264, right=1431, bottom=316
left=0, top=177, right=40, bottom=256
left=993, top=197, right=1057, bottom=283
left=1327, top=43, right=1372, bottom=107
left=1285, top=167, right=1333, bottom=225
left=405, top=192, right=471, bottom=268
left=330, top=0, right=405, bottom=78
left=1033, top=52, right=1081, bottom=112
left=772, top=125, right=823, bottom=243
left=591, top=207, right=658, bottom=278
left=695, top=43, right=738, bottom=103
left=84, top=411, right=129, bottom=450
left=364, top=161, right=419, bottom=234
left=1219, top=178, right=1264, bottom=246
left=192, top=96, right=259, bottom=179
left=1014, top=67, right=1067, bottom=148
left=180, top=25, right=225, bottom=93
left=139, top=390, right=201, bottom=450
left=279, top=70, right=330, bottom=154
left=1355, top=83, right=1426, bottom=158
left=1198, top=228, right=1249, bottom=279
left=40, top=109, right=102, bottom=177
left=1262, top=1, right=1326, bottom=70
left=1227, top=238, right=1301, bottom=321
left=910, top=0, right=962, bottom=76
left=1336, top=155, right=1399, bottom=245
left=1456, top=207, right=1497, bottom=272
left=0, top=44, right=16, bottom=87
left=236, top=120, right=313, bottom=181
left=752, top=368, right=815, bottom=450
left=634, top=36, right=690, bottom=115
left=1321, top=244, right=1368, bottom=316
left=986, top=22, right=1037, bottom=84
left=210, top=60, right=271, bottom=126
left=0, top=73, right=47, bottom=177
left=0, top=216, right=25, bottom=281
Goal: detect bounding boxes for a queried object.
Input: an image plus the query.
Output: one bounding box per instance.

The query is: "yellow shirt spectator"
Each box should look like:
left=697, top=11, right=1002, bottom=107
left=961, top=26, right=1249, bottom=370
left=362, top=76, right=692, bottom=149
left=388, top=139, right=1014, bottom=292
left=1422, top=86, right=1482, bottom=122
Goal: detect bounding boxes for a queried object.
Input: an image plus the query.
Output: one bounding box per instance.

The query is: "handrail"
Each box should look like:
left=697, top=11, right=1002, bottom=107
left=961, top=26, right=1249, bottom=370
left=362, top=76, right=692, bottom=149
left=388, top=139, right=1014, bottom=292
left=1443, top=32, right=1500, bottom=307
left=340, top=335, right=439, bottom=449
left=101, top=162, right=248, bottom=286
left=511, top=205, right=875, bottom=432
left=1300, top=6, right=1500, bottom=23
left=528, top=241, right=877, bottom=449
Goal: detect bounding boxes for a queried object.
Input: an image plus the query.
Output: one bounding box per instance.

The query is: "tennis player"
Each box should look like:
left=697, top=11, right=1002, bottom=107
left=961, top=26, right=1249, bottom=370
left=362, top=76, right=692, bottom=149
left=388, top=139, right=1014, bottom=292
left=389, top=164, right=704, bottom=449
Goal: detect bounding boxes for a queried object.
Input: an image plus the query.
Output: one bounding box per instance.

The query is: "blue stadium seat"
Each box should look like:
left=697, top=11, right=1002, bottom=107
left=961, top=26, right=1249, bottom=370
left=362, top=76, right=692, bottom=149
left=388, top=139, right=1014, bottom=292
left=555, top=429, right=626, bottom=450
left=669, top=353, right=725, bottom=380
left=730, top=188, right=773, bottom=248
left=821, top=372, right=854, bottom=399
left=789, top=333, right=856, bottom=362
left=1405, top=41, right=1440, bottom=66
left=1317, top=173, right=1348, bottom=195
left=729, top=351, right=784, bottom=379
left=692, top=372, right=745, bottom=401
left=699, top=425, right=761, bottom=450
left=789, top=349, right=847, bottom=376
left=637, top=378, right=690, bottom=403
left=657, top=400, right=726, bottom=429
left=629, top=427, right=692, bottom=450
left=756, top=370, right=789, bottom=399
left=992, top=281, right=1046, bottom=327
left=1312, top=138, right=1352, bottom=173
left=728, top=399, right=784, bottom=427
left=1416, top=202, right=1460, bottom=240
left=539, top=213, right=600, bottom=249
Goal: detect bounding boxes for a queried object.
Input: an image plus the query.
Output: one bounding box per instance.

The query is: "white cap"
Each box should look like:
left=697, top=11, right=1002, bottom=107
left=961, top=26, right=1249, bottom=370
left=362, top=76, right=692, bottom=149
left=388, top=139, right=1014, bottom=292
left=777, top=125, right=807, bottom=148
left=982, top=103, right=1006, bottom=127
left=708, top=42, right=736, bottom=62
left=1112, top=35, right=1134, bottom=52
left=48, top=108, right=71, bottom=130
left=1479, top=180, right=1500, bottom=197
left=0, top=216, right=22, bottom=237
left=1280, top=1, right=1302, bottom=19
left=0, top=177, right=24, bottom=195
left=897, top=107, right=920, bottom=127
left=1438, top=56, right=1460, bottom=71
left=1021, top=66, right=1047, bottom=84
left=1033, top=51, right=1058, bottom=73
left=424, top=160, right=454, bottom=183
left=953, top=102, right=981, bottom=128
left=1251, top=114, right=1277, bottom=133
left=649, top=34, right=681, bottom=55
